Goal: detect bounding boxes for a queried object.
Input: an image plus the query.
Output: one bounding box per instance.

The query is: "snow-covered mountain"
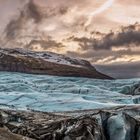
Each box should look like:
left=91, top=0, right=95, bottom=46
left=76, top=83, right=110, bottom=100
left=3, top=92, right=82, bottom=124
left=0, top=48, right=112, bottom=79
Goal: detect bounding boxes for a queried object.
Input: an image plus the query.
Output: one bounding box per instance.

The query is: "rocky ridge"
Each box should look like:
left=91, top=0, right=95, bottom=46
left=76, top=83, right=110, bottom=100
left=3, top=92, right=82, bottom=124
left=0, top=105, right=140, bottom=140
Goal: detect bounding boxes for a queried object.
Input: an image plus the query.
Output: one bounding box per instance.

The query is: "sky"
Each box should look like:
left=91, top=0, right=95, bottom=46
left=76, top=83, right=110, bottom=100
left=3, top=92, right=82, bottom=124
left=0, top=0, right=140, bottom=65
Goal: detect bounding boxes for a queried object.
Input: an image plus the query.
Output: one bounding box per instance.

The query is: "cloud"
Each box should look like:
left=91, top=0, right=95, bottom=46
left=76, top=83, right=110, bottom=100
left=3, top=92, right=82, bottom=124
left=69, top=23, right=140, bottom=51
left=25, top=38, right=66, bottom=51
left=4, top=14, right=23, bottom=39
left=0, top=0, right=140, bottom=64
left=2, top=0, right=85, bottom=41
left=66, top=23, right=140, bottom=64
left=3, top=0, right=42, bottom=39
left=85, top=0, right=115, bottom=27
left=1, top=0, right=140, bottom=37
left=94, top=23, right=140, bottom=50
left=25, top=0, right=42, bottom=23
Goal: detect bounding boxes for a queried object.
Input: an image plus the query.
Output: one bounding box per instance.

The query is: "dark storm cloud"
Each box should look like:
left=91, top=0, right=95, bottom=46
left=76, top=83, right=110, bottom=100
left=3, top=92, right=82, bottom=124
left=4, top=0, right=42, bottom=39
left=96, top=61, right=140, bottom=79
left=93, top=23, right=140, bottom=50
left=25, top=0, right=42, bottom=23
left=68, top=23, right=140, bottom=51
left=3, top=0, right=70, bottom=40
left=66, top=23, right=140, bottom=64
left=25, top=39, right=66, bottom=50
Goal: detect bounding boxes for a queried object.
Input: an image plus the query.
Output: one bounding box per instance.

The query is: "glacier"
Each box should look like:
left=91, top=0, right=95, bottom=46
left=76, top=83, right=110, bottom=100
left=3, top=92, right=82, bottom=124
left=0, top=72, right=140, bottom=112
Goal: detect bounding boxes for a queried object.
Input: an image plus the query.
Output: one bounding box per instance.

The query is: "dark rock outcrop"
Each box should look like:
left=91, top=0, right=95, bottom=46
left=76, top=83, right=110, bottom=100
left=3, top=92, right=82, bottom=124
left=0, top=48, right=113, bottom=79
left=0, top=105, right=140, bottom=140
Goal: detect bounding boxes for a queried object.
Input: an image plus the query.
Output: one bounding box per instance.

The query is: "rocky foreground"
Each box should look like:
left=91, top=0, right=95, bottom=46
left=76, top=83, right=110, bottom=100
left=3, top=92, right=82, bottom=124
left=0, top=105, right=140, bottom=140
left=0, top=48, right=112, bottom=79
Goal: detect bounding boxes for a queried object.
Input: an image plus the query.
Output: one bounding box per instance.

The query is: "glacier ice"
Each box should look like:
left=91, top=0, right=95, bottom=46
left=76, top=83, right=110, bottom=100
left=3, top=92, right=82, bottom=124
left=0, top=72, right=140, bottom=112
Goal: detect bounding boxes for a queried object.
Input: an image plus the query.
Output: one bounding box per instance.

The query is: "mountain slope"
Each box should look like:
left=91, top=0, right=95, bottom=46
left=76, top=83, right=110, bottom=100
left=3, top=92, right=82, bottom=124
left=0, top=48, right=112, bottom=79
